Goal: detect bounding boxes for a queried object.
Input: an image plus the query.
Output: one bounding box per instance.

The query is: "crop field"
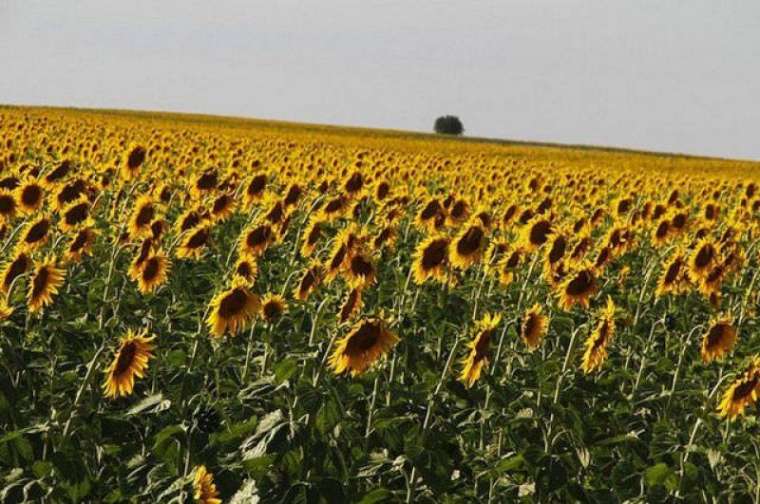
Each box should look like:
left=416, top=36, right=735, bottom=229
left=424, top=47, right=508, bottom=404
left=2, top=106, right=760, bottom=502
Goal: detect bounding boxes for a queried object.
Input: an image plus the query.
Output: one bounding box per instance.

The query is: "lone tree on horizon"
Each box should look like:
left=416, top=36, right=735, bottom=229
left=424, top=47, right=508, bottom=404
left=433, top=115, right=464, bottom=136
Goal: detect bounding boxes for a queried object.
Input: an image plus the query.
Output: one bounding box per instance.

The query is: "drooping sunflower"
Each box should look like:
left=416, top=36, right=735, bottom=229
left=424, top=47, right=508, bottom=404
left=450, top=220, right=486, bottom=270
left=209, top=192, right=236, bottom=223
left=329, top=317, right=398, bottom=376
left=177, top=225, right=211, bottom=260
left=498, top=247, right=523, bottom=286
left=655, top=252, right=687, bottom=298
left=460, top=313, right=501, bottom=388
left=339, top=287, right=363, bottom=323
left=300, top=217, right=323, bottom=258
left=64, top=227, right=97, bottom=262
left=701, top=315, right=738, bottom=363
left=16, top=215, right=51, bottom=253
left=15, top=177, right=45, bottom=214
left=128, top=195, right=157, bottom=238
left=192, top=465, right=222, bottom=504
left=688, top=238, right=719, bottom=283
left=345, top=252, right=376, bottom=288
left=60, top=198, right=90, bottom=231
left=102, top=329, right=155, bottom=399
left=261, top=293, right=287, bottom=323
left=136, top=251, right=171, bottom=295
left=239, top=222, right=275, bottom=257
left=294, top=262, right=321, bottom=301
left=557, top=265, right=598, bottom=311
left=2, top=251, right=31, bottom=293
left=521, top=217, right=553, bottom=252
left=520, top=304, right=548, bottom=351
left=581, top=296, right=616, bottom=374
left=717, top=356, right=760, bottom=420
left=27, top=256, right=65, bottom=313
left=0, top=189, right=18, bottom=223
left=412, top=235, right=450, bottom=285
left=121, top=144, right=147, bottom=181
left=243, top=173, right=267, bottom=207
left=206, top=278, right=261, bottom=338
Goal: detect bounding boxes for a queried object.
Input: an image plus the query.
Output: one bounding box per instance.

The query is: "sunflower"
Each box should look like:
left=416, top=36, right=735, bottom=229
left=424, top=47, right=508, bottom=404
left=15, top=177, right=45, bottom=214
left=65, top=227, right=97, bottom=263
left=521, top=217, right=553, bottom=252
left=717, top=356, right=760, bottom=420
left=0, top=298, right=13, bottom=320
left=17, top=216, right=51, bottom=253
left=243, top=173, right=267, bottom=207
left=233, top=255, right=258, bottom=283
left=655, top=252, right=687, bottom=298
left=136, top=251, right=171, bottom=294
left=239, top=223, right=274, bottom=257
left=339, top=287, right=363, bottom=323
left=651, top=219, right=671, bottom=246
left=497, top=248, right=522, bottom=286
left=416, top=198, right=444, bottom=230
left=450, top=221, right=486, bottom=269
left=177, top=225, right=210, bottom=260
left=191, top=169, right=218, bottom=199
left=329, top=317, right=398, bottom=376
left=261, top=293, right=287, bottom=323
left=193, top=465, right=222, bottom=504
left=121, top=144, right=147, bottom=180
left=557, top=265, right=598, bottom=311
left=345, top=252, right=376, bottom=288
left=0, top=189, right=18, bottom=223
left=60, top=198, right=90, bottom=231
left=27, top=256, right=65, bottom=313
left=102, top=329, right=155, bottom=399
left=701, top=316, right=738, bottom=363
left=581, top=297, right=616, bottom=374
left=128, top=195, right=157, bottom=238
left=520, top=304, right=548, bottom=351
left=2, top=251, right=31, bottom=293
left=412, top=235, right=450, bottom=285
left=206, top=278, right=261, bottom=337
left=209, top=192, right=235, bottom=222
left=300, top=217, right=323, bottom=257
left=294, top=262, right=321, bottom=301
left=460, top=313, right=501, bottom=388
left=689, top=238, right=719, bottom=283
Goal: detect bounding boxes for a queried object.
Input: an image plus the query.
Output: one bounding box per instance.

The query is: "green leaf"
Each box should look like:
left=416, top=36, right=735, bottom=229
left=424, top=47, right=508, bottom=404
left=644, top=463, right=677, bottom=490
left=358, top=488, right=394, bottom=504
left=152, top=424, right=184, bottom=454
left=274, top=358, right=298, bottom=384
left=126, top=393, right=169, bottom=415
left=494, top=454, right=525, bottom=474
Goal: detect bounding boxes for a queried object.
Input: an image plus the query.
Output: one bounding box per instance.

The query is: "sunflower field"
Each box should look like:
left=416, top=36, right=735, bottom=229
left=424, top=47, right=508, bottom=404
left=1, top=106, right=760, bottom=503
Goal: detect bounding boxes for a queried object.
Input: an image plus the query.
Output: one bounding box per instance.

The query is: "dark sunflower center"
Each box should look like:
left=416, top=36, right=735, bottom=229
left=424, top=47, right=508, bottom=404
left=70, top=230, right=88, bottom=252
left=307, top=223, right=321, bottom=245
left=549, top=236, right=566, bottom=263
left=247, top=226, right=272, bottom=248
left=421, top=239, right=448, bottom=270
left=450, top=201, right=466, bottom=219
left=186, top=229, right=209, bottom=248
left=127, top=147, right=146, bottom=170
left=0, top=195, right=15, bottom=214
left=285, top=185, right=302, bottom=206
left=4, top=254, right=29, bottom=288
left=213, top=195, right=230, bottom=214
left=218, top=288, right=248, bottom=318
left=656, top=221, right=670, bottom=239
left=181, top=212, right=201, bottom=232
left=474, top=330, right=492, bottom=359
left=529, top=220, right=552, bottom=246
left=324, top=196, right=345, bottom=214
left=456, top=227, right=483, bottom=256
left=694, top=245, right=714, bottom=268
left=566, top=270, right=594, bottom=296
left=733, top=377, right=758, bottom=400
left=21, top=185, right=42, bottom=206
left=26, top=220, right=50, bottom=243
left=135, top=205, right=154, bottom=227
left=114, top=342, right=138, bottom=376
left=263, top=301, right=282, bottom=320
left=58, top=181, right=85, bottom=206
left=345, top=172, right=363, bottom=193
left=593, top=321, right=610, bottom=350
left=31, top=267, right=50, bottom=299
left=420, top=201, right=441, bottom=221
left=345, top=323, right=381, bottom=355
left=664, top=260, right=682, bottom=284
left=65, top=203, right=88, bottom=225
left=247, top=174, right=266, bottom=196
left=330, top=245, right=347, bottom=270
left=705, top=324, right=728, bottom=349
left=47, top=161, right=71, bottom=182
left=523, top=315, right=539, bottom=339
left=196, top=172, right=217, bottom=190
left=300, top=269, right=318, bottom=294
left=351, top=255, right=373, bottom=276
left=266, top=203, right=283, bottom=224
left=376, top=182, right=389, bottom=200
left=142, top=258, right=160, bottom=282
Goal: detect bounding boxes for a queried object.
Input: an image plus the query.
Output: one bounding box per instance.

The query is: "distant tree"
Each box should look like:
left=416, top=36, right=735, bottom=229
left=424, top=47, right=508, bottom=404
left=434, top=115, right=464, bottom=136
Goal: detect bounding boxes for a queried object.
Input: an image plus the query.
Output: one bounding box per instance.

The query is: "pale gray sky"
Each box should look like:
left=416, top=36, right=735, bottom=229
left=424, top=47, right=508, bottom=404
left=1, top=1, right=759, bottom=159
